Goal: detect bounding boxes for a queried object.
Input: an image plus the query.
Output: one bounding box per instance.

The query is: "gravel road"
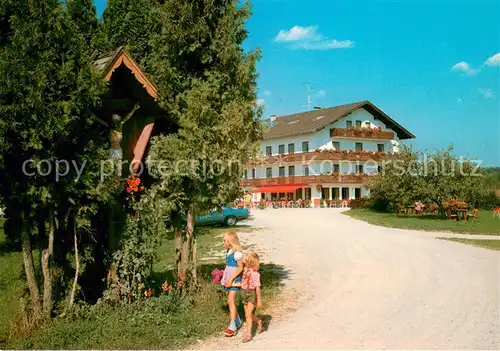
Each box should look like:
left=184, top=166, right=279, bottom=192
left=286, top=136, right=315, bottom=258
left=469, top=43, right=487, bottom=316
left=195, top=208, right=500, bottom=350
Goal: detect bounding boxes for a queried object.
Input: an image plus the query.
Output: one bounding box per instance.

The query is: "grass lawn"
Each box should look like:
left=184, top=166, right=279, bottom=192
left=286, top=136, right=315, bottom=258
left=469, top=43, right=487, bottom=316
left=0, top=218, right=28, bottom=346
left=1, top=223, right=282, bottom=349
left=439, top=237, right=500, bottom=251
left=344, top=209, right=500, bottom=235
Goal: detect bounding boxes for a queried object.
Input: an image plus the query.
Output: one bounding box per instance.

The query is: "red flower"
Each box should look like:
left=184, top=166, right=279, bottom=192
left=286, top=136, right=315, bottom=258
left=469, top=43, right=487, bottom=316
left=177, top=281, right=183, bottom=288
left=144, top=288, right=152, bottom=297
left=179, top=272, right=186, bottom=281
left=135, top=215, right=140, bottom=221
left=161, top=281, right=169, bottom=292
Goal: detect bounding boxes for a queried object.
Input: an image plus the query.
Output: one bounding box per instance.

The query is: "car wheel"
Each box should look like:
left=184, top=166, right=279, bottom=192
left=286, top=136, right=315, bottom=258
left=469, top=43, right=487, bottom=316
left=224, top=215, right=237, bottom=226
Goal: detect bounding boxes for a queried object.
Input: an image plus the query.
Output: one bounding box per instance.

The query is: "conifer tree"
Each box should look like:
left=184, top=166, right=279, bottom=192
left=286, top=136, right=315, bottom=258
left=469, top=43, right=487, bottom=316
left=0, top=0, right=113, bottom=318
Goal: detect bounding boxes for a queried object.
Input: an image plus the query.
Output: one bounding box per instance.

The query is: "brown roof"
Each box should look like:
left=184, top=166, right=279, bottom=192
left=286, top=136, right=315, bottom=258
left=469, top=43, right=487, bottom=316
left=263, top=100, right=415, bottom=140
left=93, top=46, right=158, bottom=99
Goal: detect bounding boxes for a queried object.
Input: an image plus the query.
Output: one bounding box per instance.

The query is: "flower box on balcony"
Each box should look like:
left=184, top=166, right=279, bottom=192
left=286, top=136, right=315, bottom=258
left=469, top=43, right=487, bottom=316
left=330, top=127, right=394, bottom=140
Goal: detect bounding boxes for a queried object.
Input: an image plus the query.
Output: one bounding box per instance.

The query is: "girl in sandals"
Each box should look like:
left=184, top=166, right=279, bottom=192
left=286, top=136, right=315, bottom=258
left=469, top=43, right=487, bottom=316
left=221, top=232, right=244, bottom=336
left=241, top=251, right=263, bottom=343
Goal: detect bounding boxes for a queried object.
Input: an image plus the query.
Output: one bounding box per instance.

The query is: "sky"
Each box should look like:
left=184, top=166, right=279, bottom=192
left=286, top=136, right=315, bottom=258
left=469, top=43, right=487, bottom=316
left=94, top=0, right=500, bottom=166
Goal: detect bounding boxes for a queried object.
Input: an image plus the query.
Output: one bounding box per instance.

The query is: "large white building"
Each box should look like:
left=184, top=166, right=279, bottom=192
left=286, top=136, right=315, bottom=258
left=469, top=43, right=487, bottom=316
left=242, top=100, right=415, bottom=206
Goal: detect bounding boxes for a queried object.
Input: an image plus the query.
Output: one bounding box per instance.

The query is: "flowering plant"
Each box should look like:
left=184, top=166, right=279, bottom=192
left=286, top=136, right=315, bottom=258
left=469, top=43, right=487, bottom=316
left=211, top=269, right=224, bottom=285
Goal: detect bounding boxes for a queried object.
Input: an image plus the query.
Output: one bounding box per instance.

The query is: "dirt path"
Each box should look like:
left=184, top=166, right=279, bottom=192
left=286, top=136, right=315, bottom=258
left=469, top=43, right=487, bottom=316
left=193, top=208, right=500, bottom=350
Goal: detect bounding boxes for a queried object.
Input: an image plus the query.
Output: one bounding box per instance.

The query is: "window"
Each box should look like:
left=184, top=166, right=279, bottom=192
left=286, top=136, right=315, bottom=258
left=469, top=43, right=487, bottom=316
left=333, top=164, right=340, bottom=173
left=279, top=166, right=285, bottom=177
left=356, top=165, right=364, bottom=174
left=288, top=143, right=295, bottom=154
left=333, top=141, right=340, bottom=150
left=341, top=187, right=350, bottom=200
left=302, top=141, right=309, bottom=152
left=295, top=188, right=303, bottom=200
left=305, top=188, right=312, bottom=200
left=355, top=142, right=363, bottom=151
left=355, top=188, right=361, bottom=199
left=279, top=144, right=285, bottom=155
left=303, top=165, right=310, bottom=176
left=244, top=170, right=248, bottom=179
left=377, top=144, right=385, bottom=152
left=266, top=146, right=272, bottom=156
left=266, top=167, right=272, bottom=178
left=366, top=122, right=371, bottom=128
left=377, top=165, right=382, bottom=173
left=355, top=120, right=362, bottom=127
left=332, top=187, right=340, bottom=200
left=289, top=165, right=295, bottom=176
left=346, top=121, right=352, bottom=128
left=252, top=168, right=256, bottom=179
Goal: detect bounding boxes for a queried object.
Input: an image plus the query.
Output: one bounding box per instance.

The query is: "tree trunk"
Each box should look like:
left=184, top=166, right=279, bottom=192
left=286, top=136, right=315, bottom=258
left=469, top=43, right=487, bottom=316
left=106, top=203, right=120, bottom=300
left=21, top=224, right=42, bottom=321
left=42, top=209, right=55, bottom=317
left=174, top=228, right=182, bottom=276
left=179, top=230, right=189, bottom=278
left=68, top=211, right=79, bottom=310
left=186, top=208, right=197, bottom=284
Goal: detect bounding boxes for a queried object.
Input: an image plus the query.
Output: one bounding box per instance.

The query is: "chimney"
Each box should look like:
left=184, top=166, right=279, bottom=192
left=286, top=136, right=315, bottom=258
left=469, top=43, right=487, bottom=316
left=268, top=115, right=277, bottom=127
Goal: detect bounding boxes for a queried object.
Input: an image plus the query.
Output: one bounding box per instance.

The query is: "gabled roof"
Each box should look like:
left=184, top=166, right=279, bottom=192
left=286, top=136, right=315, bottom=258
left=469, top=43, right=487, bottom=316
left=94, top=46, right=158, bottom=100
left=93, top=47, right=158, bottom=173
left=264, top=100, right=415, bottom=140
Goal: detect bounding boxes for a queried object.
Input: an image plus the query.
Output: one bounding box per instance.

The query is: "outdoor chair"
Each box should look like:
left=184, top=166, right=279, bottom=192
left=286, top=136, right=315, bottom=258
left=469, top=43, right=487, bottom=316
left=467, top=208, right=479, bottom=220
left=446, top=209, right=458, bottom=220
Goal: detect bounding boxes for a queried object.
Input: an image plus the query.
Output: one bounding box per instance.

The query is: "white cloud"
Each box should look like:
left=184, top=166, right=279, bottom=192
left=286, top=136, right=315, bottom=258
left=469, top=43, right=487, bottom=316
left=275, top=25, right=319, bottom=42
left=263, top=90, right=272, bottom=96
left=256, top=99, right=265, bottom=106
left=451, top=61, right=480, bottom=76
left=479, top=88, right=495, bottom=99
left=296, top=40, right=354, bottom=50
left=316, top=89, right=326, bottom=98
left=485, top=53, right=500, bottom=67
left=275, top=25, right=354, bottom=51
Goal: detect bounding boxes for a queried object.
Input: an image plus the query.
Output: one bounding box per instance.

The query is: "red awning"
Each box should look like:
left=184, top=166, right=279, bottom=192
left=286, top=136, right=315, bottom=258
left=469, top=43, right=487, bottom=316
left=251, top=184, right=305, bottom=193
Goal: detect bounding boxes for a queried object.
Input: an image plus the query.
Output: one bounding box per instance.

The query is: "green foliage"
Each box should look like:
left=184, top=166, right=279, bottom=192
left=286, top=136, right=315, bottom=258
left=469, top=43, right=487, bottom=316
left=110, top=185, right=175, bottom=299
left=143, top=0, right=263, bottom=216
left=66, top=0, right=100, bottom=49
left=0, top=0, right=119, bottom=319
left=370, top=146, right=486, bottom=211
left=349, top=198, right=373, bottom=209
left=101, top=0, right=160, bottom=60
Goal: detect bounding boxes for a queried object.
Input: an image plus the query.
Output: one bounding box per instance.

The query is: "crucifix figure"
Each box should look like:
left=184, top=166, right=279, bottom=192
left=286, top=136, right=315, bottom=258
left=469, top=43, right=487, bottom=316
left=94, top=102, right=141, bottom=176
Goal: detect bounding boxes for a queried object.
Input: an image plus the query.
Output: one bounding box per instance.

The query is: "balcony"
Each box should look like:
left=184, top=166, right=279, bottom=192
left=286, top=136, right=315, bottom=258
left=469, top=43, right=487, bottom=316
left=250, top=150, right=390, bottom=165
left=330, top=127, right=394, bottom=140
left=241, top=173, right=372, bottom=187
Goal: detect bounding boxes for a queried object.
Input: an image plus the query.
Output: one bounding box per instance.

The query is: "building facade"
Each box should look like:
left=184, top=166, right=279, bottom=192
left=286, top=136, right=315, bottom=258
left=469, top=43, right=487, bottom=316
left=241, top=101, right=415, bottom=206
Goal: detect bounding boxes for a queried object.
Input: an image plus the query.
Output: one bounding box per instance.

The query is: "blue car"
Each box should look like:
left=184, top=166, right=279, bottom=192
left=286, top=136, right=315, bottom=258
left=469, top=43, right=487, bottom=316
left=195, top=206, right=250, bottom=227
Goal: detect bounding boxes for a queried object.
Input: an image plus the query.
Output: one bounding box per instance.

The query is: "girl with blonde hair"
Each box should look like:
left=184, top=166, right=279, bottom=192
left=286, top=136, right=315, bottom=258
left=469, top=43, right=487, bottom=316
left=221, top=232, right=244, bottom=336
left=241, top=251, right=263, bottom=343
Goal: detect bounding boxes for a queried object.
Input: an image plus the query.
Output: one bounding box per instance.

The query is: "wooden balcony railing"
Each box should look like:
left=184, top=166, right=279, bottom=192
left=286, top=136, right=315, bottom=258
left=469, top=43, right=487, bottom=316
left=249, top=150, right=390, bottom=166
left=330, top=127, right=394, bottom=140
left=241, top=174, right=372, bottom=187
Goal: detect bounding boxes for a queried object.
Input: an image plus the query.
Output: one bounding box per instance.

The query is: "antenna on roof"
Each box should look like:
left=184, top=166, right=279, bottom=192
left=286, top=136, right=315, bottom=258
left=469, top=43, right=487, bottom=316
left=306, top=84, right=312, bottom=111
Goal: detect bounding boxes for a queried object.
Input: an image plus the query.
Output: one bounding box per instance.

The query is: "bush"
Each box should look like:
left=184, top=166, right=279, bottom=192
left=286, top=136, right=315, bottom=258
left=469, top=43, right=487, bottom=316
left=476, top=191, right=500, bottom=210
left=9, top=280, right=227, bottom=350
left=350, top=198, right=373, bottom=209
